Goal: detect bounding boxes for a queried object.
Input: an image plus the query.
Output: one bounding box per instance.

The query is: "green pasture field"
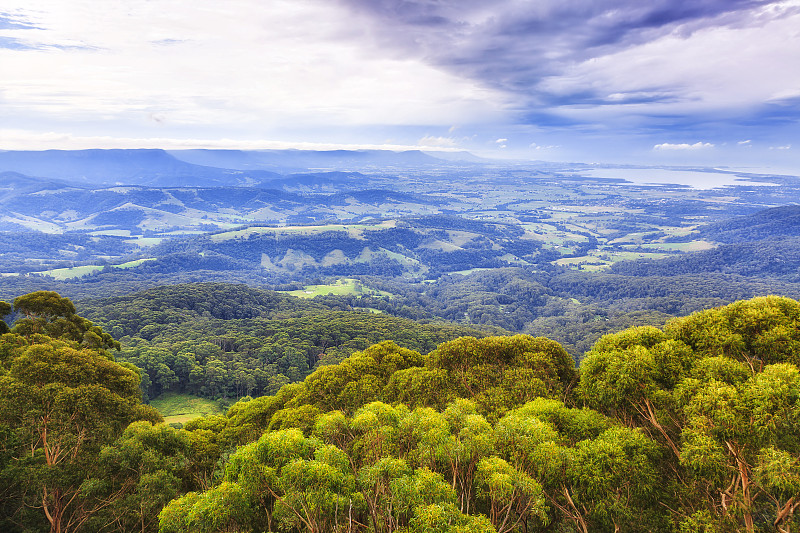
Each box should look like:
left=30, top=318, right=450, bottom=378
left=638, top=240, right=716, bottom=252
left=37, top=265, right=103, bottom=280
left=281, top=278, right=393, bottom=299
left=149, top=392, right=226, bottom=425
left=450, top=267, right=496, bottom=276
left=555, top=250, right=671, bottom=271
left=34, top=258, right=156, bottom=280
left=210, top=220, right=396, bottom=242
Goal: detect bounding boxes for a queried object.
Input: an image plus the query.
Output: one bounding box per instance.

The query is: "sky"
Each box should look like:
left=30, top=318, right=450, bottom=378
left=1, top=0, right=799, bottom=170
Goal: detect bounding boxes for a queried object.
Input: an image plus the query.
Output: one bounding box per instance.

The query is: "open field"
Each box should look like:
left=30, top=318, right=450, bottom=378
left=555, top=250, right=671, bottom=271
left=281, top=278, right=393, bottom=299
left=638, top=241, right=716, bottom=252
left=34, top=258, right=156, bottom=280
left=210, top=220, right=397, bottom=242
left=149, top=392, right=226, bottom=425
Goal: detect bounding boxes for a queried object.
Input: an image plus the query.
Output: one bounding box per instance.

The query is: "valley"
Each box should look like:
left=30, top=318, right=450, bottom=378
left=2, top=149, right=800, bottom=533
left=3, top=149, right=800, bottom=362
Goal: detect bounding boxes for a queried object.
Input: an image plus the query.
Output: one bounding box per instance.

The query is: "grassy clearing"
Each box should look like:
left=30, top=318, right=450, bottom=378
left=281, top=278, right=393, bottom=299
left=89, top=229, right=132, bottom=237
left=116, top=258, right=157, bottom=269
left=149, top=393, right=225, bottom=425
left=450, top=267, right=497, bottom=276
left=36, top=265, right=103, bottom=280
left=34, top=258, right=156, bottom=280
left=210, top=220, right=396, bottom=242
left=355, top=307, right=384, bottom=314
left=555, top=250, right=670, bottom=271
left=640, top=240, right=716, bottom=252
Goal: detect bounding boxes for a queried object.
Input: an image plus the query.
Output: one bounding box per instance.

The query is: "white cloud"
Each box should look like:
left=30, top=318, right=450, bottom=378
left=495, top=138, right=508, bottom=143
left=0, top=0, right=510, bottom=135
left=653, top=142, right=714, bottom=151
left=738, top=140, right=751, bottom=145
left=541, top=4, right=800, bottom=123
left=0, top=129, right=461, bottom=151
left=418, top=135, right=458, bottom=148
left=530, top=142, right=558, bottom=150
left=770, top=144, right=792, bottom=150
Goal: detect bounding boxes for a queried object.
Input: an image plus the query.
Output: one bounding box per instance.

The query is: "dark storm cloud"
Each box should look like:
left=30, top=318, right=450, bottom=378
left=336, top=0, right=780, bottom=94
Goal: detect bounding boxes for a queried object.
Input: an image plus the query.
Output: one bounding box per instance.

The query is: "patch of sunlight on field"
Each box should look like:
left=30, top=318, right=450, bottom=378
left=555, top=250, right=670, bottom=271
left=210, top=220, right=396, bottom=242
left=34, top=258, right=156, bottom=280
left=639, top=241, right=716, bottom=252
left=149, top=393, right=225, bottom=425
left=281, top=278, right=393, bottom=299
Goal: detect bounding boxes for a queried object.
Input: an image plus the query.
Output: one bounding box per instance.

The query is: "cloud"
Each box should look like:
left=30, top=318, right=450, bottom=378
left=495, top=138, right=508, bottom=143
left=0, top=35, right=34, bottom=49
left=0, top=129, right=464, bottom=151
left=530, top=142, right=558, bottom=150
left=2, top=0, right=800, bottom=164
left=0, top=0, right=510, bottom=132
left=738, top=140, right=752, bottom=145
left=770, top=144, right=792, bottom=150
left=336, top=0, right=800, bottom=136
left=336, top=1, right=788, bottom=92
left=418, top=135, right=458, bottom=148
left=0, top=12, right=39, bottom=30
left=653, top=142, right=715, bottom=150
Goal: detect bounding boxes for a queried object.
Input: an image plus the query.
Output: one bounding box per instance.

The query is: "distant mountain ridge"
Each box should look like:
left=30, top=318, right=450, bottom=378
left=0, top=181, right=442, bottom=235
left=0, top=149, right=280, bottom=187
left=168, top=148, right=485, bottom=173
left=0, top=148, right=485, bottom=187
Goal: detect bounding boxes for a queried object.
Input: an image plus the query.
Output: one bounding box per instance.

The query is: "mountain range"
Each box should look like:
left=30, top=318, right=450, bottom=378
left=0, top=148, right=485, bottom=187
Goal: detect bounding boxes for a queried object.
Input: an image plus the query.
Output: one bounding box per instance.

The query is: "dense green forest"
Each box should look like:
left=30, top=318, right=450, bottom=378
left=1, top=290, right=799, bottom=532
left=7, top=203, right=800, bottom=369
left=78, top=283, right=493, bottom=401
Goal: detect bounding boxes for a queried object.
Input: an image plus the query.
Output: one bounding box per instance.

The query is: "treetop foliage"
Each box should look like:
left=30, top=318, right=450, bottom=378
left=2, top=290, right=800, bottom=532
left=2, top=290, right=120, bottom=351
left=0, top=295, right=159, bottom=533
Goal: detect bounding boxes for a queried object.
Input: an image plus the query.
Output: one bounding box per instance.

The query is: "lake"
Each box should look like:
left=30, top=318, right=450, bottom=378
left=582, top=168, right=781, bottom=189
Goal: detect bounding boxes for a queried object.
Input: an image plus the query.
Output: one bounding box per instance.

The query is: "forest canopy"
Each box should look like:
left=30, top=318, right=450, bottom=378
left=0, top=291, right=798, bottom=532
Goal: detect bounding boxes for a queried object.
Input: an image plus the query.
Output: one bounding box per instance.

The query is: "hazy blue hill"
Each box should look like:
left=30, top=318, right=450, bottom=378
left=167, top=149, right=288, bottom=170
left=0, top=148, right=479, bottom=189
left=0, top=149, right=280, bottom=187
left=170, top=148, right=471, bottom=173
left=0, top=183, right=308, bottom=233
left=420, top=150, right=489, bottom=163
left=273, top=171, right=369, bottom=191
left=0, top=170, right=84, bottom=193
left=701, top=204, right=800, bottom=243
left=610, top=238, right=800, bottom=279
left=324, top=189, right=437, bottom=206
left=602, top=204, right=800, bottom=280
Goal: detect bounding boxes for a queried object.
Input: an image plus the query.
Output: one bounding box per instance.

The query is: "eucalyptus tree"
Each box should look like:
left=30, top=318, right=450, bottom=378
left=0, top=300, right=11, bottom=333
left=0, top=295, right=159, bottom=533
left=580, top=296, right=800, bottom=532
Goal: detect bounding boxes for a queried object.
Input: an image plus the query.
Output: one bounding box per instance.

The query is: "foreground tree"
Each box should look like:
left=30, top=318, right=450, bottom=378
left=0, top=292, right=159, bottom=533
left=0, top=300, right=11, bottom=333
left=581, top=296, right=800, bottom=532
left=13, top=291, right=120, bottom=350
